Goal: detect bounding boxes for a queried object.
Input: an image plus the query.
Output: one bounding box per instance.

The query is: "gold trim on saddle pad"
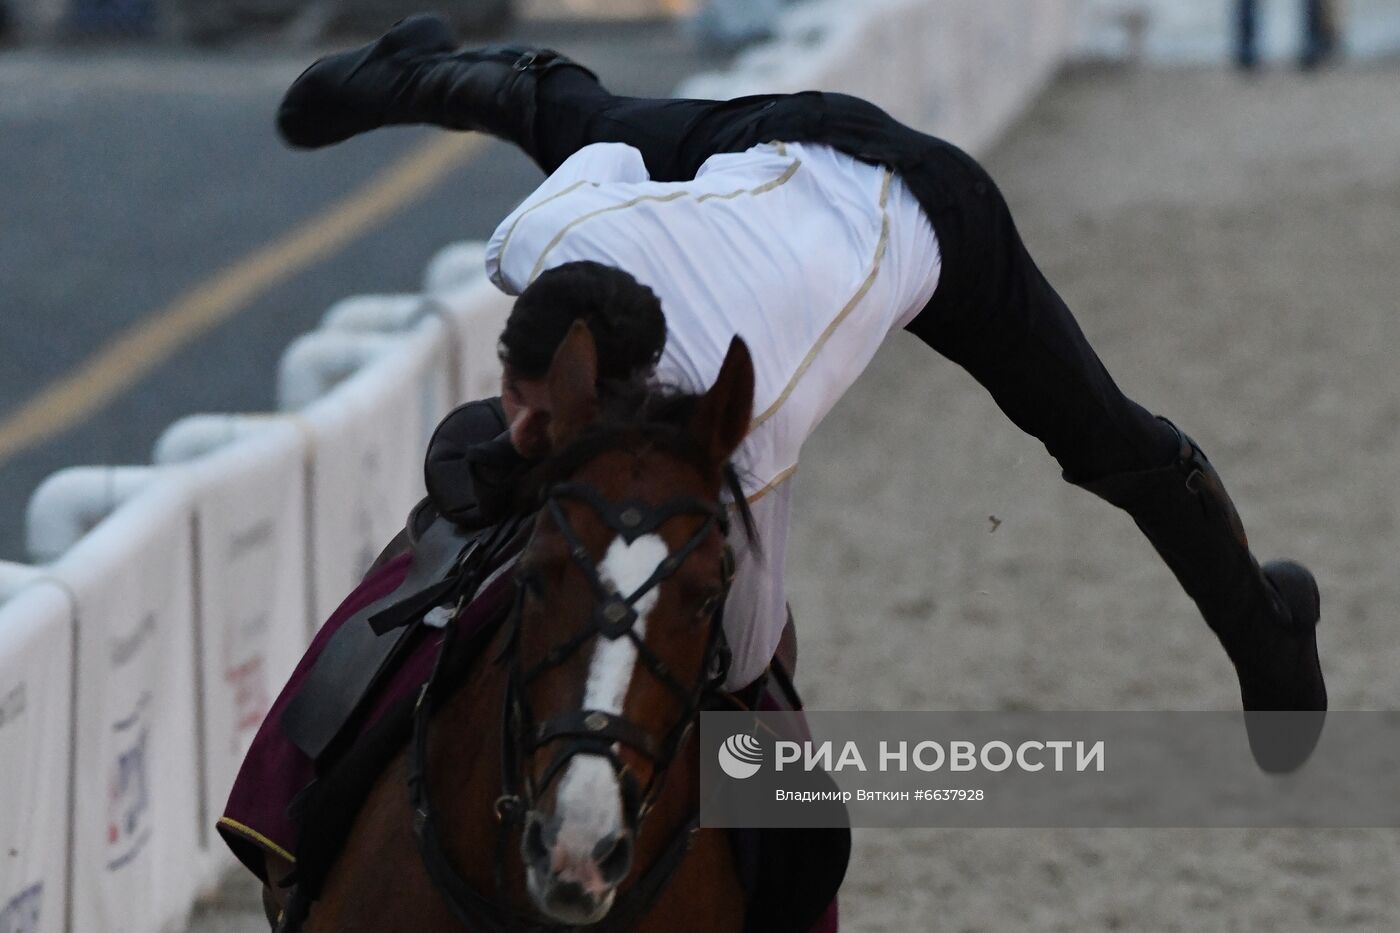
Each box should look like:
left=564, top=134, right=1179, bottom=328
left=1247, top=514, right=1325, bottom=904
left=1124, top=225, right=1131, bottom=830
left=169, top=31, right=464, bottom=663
left=218, top=815, right=297, bottom=864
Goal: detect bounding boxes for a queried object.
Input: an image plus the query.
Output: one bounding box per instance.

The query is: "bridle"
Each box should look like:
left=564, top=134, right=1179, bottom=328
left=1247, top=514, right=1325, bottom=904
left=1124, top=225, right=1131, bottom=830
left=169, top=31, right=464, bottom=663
left=505, top=481, right=734, bottom=832
left=405, top=478, right=736, bottom=933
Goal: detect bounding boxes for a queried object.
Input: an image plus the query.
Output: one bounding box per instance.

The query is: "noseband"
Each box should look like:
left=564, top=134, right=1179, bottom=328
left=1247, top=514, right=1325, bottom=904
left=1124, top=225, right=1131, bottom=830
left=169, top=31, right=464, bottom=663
left=404, top=480, right=735, bottom=933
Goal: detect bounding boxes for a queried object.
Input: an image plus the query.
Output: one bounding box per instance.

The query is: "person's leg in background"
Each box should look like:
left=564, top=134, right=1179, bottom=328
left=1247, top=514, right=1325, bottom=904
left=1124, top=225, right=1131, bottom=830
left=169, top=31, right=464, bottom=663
left=1236, top=0, right=1260, bottom=70
left=1300, top=0, right=1340, bottom=69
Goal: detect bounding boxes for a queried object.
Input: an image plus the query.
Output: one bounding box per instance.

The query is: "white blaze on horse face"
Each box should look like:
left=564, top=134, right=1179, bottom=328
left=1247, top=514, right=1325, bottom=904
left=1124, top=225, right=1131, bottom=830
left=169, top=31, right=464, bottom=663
left=553, top=532, right=668, bottom=860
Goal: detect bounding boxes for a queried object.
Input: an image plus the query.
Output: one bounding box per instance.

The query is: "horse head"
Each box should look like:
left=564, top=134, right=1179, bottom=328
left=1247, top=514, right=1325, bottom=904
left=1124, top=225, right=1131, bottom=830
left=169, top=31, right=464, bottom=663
left=508, top=321, right=753, bottom=925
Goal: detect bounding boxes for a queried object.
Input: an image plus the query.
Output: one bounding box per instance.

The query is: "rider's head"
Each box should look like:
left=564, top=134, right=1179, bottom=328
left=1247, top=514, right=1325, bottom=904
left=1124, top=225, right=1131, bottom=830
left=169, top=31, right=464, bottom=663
left=498, top=261, right=666, bottom=457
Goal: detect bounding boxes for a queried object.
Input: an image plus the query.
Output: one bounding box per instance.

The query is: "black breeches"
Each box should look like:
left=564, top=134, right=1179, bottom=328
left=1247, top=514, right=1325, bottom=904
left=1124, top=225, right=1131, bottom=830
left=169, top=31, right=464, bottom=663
left=522, top=72, right=1179, bottom=481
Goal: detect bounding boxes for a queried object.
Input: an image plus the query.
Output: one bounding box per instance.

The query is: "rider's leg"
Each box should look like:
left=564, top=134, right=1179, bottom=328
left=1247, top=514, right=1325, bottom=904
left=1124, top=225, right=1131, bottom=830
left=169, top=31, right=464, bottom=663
left=901, top=146, right=1325, bottom=754
left=276, top=14, right=801, bottom=180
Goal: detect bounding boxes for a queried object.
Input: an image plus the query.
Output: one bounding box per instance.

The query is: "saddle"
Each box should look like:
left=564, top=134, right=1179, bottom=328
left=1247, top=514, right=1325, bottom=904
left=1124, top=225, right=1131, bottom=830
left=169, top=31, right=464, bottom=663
left=281, top=397, right=526, bottom=766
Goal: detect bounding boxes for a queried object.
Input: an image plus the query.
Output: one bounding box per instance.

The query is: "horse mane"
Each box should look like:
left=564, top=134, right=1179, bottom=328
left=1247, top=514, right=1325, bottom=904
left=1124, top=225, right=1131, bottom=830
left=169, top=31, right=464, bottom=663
left=522, top=376, right=761, bottom=550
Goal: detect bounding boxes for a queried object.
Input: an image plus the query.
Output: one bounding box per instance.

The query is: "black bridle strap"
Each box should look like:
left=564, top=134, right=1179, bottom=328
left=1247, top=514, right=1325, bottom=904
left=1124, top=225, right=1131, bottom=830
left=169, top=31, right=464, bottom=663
left=529, top=710, right=662, bottom=758
left=549, top=481, right=728, bottom=543
left=543, top=495, right=719, bottom=641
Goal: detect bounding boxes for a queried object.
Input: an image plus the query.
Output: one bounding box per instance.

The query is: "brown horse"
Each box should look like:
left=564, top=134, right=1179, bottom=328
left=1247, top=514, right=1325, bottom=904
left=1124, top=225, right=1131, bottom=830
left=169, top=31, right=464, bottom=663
left=265, top=323, right=755, bottom=931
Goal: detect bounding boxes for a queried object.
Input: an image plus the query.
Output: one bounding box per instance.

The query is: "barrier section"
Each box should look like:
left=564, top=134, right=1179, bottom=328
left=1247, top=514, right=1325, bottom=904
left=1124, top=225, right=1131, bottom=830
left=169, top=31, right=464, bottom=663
left=677, top=0, right=1079, bottom=157
left=175, top=418, right=311, bottom=884
left=49, top=478, right=204, bottom=933
left=277, top=332, right=402, bottom=414
left=0, top=583, right=75, bottom=933
left=423, top=241, right=488, bottom=297
left=300, top=318, right=456, bottom=622
left=435, top=271, right=515, bottom=404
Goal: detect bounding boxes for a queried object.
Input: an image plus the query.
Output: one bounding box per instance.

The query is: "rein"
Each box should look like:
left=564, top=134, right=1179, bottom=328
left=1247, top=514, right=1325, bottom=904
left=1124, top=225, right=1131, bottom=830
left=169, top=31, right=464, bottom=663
left=405, top=480, right=735, bottom=932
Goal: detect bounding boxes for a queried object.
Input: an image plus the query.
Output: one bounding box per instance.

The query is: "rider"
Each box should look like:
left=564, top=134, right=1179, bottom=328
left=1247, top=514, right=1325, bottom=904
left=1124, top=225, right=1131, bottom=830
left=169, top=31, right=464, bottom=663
left=274, top=13, right=1327, bottom=738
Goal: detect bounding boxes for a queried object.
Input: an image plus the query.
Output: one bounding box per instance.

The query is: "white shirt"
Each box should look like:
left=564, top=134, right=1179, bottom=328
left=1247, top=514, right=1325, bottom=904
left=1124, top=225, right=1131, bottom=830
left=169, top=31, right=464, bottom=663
left=486, top=140, right=941, bottom=688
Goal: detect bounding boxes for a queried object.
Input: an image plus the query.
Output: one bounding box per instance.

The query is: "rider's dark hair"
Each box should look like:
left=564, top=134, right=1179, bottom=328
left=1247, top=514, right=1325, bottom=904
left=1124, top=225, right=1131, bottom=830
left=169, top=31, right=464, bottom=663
left=499, top=261, right=666, bottom=384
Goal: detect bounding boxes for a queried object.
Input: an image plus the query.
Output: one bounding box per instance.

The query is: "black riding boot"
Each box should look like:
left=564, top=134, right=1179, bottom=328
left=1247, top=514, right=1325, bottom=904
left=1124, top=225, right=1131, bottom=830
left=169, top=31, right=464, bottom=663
left=1075, top=419, right=1326, bottom=771
left=277, top=14, right=595, bottom=152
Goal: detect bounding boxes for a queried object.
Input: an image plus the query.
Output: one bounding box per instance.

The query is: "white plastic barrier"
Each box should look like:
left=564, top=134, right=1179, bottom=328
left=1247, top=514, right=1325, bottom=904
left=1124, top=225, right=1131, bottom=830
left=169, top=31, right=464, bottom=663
left=151, top=414, right=271, bottom=466
left=155, top=416, right=312, bottom=885
left=0, top=561, right=46, bottom=599
left=0, top=581, right=75, bottom=933
left=293, top=318, right=456, bottom=622
left=40, top=475, right=204, bottom=933
left=26, top=467, right=159, bottom=565
left=318, top=294, right=424, bottom=333
left=423, top=241, right=489, bottom=297
left=276, top=331, right=402, bottom=413
left=433, top=270, right=516, bottom=404
left=678, top=0, right=1080, bottom=157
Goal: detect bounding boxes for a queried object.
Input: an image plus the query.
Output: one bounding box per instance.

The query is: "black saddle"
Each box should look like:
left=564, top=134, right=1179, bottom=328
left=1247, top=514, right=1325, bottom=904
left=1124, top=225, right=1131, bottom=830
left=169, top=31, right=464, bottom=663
left=282, top=396, right=527, bottom=766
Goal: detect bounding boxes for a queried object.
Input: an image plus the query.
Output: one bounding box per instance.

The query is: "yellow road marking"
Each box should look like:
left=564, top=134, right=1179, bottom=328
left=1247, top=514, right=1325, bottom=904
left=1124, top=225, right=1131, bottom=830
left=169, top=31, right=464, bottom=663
left=0, top=132, right=485, bottom=467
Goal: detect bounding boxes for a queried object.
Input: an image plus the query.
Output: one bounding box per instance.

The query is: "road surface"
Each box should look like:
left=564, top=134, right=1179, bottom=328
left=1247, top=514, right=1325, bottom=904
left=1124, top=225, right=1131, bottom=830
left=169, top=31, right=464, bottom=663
left=0, top=18, right=725, bottom=561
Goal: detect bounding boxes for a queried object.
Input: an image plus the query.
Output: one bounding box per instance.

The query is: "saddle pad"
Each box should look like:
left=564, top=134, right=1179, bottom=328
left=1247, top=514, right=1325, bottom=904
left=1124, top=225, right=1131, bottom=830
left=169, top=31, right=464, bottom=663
left=217, top=557, right=516, bottom=879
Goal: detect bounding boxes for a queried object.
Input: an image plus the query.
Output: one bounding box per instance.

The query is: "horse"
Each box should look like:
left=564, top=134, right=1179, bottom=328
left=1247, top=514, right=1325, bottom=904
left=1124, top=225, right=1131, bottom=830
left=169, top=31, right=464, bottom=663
left=264, top=322, right=757, bottom=931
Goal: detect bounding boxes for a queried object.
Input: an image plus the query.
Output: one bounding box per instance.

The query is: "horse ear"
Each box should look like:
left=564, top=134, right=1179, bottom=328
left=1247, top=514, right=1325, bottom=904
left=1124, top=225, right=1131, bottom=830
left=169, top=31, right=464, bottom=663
left=690, top=336, right=755, bottom=468
left=546, top=321, right=599, bottom=450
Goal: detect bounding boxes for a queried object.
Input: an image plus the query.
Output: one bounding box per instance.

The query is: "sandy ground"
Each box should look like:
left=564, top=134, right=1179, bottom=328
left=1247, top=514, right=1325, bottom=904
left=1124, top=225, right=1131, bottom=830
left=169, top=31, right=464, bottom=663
left=190, top=63, right=1400, bottom=932
left=792, top=64, right=1400, bottom=932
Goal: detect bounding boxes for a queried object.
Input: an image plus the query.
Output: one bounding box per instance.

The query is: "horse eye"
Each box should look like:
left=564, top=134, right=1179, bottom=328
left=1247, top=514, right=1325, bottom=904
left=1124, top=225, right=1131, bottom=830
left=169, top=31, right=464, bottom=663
left=520, top=572, right=544, bottom=597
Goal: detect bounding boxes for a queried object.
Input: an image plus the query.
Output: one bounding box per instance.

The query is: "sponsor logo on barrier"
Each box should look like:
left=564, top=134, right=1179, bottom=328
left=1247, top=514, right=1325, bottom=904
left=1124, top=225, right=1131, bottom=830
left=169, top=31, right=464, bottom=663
left=0, top=683, right=25, bottom=734
left=0, top=882, right=42, bottom=933
left=228, top=520, right=274, bottom=562
left=110, top=613, right=157, bottom=669
left=106, top=694, right=152, bottom=872
left=350, top=448, right=393, bottom=579
left=225, top=653, right=269, bottom=748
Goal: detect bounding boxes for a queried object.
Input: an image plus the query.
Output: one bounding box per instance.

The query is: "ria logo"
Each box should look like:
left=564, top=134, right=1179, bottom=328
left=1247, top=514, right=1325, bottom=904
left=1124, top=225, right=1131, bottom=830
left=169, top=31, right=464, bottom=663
left=718, top=733, right=764, bottom=779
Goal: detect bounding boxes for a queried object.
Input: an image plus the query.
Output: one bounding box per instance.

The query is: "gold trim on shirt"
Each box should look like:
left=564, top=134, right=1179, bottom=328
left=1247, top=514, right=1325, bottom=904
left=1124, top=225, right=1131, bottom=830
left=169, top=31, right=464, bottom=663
left=745, top=463, right=798, bottom=504
left=494, top=179, right=593, bottom=277
left=749, top=169, right=893, bottom=433
left=526, top=157, right=804, bottom=284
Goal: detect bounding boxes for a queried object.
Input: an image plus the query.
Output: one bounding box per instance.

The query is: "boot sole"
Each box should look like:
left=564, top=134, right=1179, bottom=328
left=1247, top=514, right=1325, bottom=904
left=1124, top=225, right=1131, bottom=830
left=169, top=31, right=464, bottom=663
left=1244, top=560, right=1326, bottom=773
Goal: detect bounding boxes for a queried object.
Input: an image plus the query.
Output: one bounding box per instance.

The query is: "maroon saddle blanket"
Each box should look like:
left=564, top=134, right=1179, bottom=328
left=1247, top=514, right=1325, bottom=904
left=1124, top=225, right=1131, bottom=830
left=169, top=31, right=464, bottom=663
left=218, top=551, right=516, bottom=876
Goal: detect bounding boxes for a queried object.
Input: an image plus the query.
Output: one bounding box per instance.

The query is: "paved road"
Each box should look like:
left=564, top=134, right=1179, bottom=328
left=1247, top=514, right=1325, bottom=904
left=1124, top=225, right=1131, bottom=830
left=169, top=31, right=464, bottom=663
left=0, top=18, right=725, bottom=562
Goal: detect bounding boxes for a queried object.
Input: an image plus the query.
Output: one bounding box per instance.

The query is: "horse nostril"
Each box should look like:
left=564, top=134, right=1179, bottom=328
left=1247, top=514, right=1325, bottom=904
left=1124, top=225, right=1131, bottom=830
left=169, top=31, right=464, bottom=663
left=523, top=813, right=555, bottom=868
left=545, top=879, right=594, bottom=914
left=593, top=830, right=634, bottom=886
